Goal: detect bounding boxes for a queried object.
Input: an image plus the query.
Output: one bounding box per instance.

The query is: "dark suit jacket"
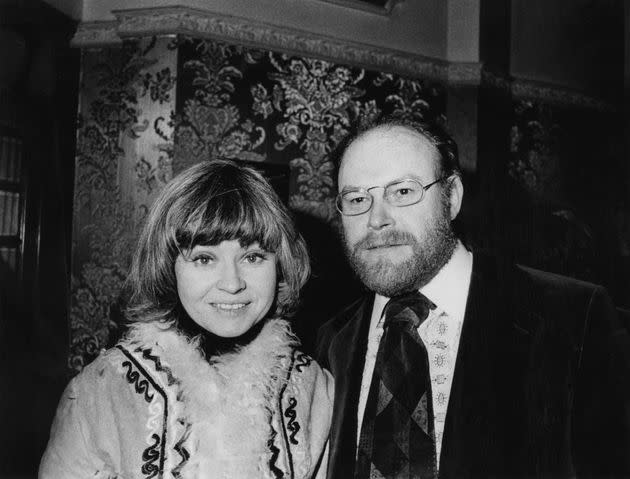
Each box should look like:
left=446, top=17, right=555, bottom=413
left=316, top=253, right=630, bottom=479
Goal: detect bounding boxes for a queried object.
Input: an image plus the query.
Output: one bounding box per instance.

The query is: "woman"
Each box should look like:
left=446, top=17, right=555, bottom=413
left=39, top=159, right=333, bottom=478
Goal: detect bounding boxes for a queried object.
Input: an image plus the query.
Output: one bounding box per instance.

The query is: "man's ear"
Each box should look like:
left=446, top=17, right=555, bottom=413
left=448, top=175, right=464, bottom=220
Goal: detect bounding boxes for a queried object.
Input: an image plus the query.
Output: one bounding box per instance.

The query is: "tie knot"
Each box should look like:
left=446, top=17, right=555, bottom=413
left=383, top=291, right=436, bottom=329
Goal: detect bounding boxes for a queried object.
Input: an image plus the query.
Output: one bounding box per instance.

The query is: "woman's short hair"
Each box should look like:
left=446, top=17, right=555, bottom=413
left=126, top=159, right=310, bottom=324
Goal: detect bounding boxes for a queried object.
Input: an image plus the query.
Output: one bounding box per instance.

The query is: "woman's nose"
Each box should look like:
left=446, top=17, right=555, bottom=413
left=216, top=262, right=246, bottom=293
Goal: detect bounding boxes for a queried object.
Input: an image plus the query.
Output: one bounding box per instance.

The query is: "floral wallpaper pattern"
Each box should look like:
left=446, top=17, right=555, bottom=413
left=69, top=35, right=444, bottom=372
left=509, top=100, right=563, bottom=201
left=174, top=37, right=445, bottom=221
left=70, top=37, right=177, bottom=372
left=69, top=35, right=628, bottom=372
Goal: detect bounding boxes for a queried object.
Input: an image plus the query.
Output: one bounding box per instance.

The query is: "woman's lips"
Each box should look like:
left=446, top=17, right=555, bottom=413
left=210, top=302, right=248, bottom=311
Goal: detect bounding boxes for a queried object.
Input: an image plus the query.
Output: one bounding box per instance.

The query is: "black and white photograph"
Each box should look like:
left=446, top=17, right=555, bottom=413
left=1, top=0, right=629, bottom=477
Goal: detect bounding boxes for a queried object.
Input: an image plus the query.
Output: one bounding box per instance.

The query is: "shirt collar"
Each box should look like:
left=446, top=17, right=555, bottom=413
left=420, top=240, right=472, bottom=322
left=371, top=240, right=473, bottom=328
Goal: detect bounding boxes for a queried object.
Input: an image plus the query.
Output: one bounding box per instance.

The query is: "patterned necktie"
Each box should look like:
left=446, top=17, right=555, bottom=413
left=356, top=291, right=437, bottom=479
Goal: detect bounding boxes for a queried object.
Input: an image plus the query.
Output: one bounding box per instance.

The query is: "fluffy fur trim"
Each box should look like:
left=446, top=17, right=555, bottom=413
left=126, top=318, right=299, bottom=478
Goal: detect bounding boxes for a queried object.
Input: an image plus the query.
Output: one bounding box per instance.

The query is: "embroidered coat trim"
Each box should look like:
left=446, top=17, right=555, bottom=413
left=39, top=318, right=333, bottom=479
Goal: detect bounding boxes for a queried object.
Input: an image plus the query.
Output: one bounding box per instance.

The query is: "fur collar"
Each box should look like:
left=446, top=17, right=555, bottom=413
left=125, top=318, right=299, bottom=478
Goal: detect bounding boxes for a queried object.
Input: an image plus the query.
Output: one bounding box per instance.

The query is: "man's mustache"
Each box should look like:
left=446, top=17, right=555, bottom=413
left=353, top=230, right=416, bottom=250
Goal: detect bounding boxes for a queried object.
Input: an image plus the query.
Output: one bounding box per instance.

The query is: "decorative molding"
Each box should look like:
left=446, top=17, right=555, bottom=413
left=481, top=70, right=616, bottom=111
left=481, top=70, right=513, bottom=93
left=512, top=78, right=616, bottom=112
left=71, top=21, right=121, bottom=47
left=448, top=62, right=483, bottom=86
left=72, top=7, right=466, bottom=84
left=114, top=7, right=453, bottom=82
left=315, top=0, right=405, bottom=16
left=70, top=7, right=616, bottom=111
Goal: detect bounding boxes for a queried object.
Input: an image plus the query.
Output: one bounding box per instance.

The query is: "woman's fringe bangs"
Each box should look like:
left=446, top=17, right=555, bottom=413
left=174, top=189, right=283, bottom=252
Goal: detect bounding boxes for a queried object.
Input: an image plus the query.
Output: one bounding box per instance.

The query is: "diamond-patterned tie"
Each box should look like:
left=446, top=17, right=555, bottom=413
left=356, top=291, right=437, bottom=479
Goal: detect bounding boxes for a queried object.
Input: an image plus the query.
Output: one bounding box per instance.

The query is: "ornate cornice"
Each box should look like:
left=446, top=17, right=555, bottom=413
left=70, top=7, right=616, bottom=111
left=481, top=70, right=512, bottom=93
left=512, top=78, right=616, bottom=112
left=316, top=0, right=405, bottom=16
left=71, top=21, right=121, bottom=47
left=480, top=71, right=616, bottom=111
left=448, top=62, right=483, bottom=86
left=116, top=7, right=453, bottom=82
left=72, top=6, right=466, bottom=84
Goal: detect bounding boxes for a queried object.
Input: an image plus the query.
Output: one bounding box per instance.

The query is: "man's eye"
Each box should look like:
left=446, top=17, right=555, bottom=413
left=344, top=193, right=368, bottom=205
left=390, top=183, right=420, bottom=198
left=393, top=185, right=420, bottom=196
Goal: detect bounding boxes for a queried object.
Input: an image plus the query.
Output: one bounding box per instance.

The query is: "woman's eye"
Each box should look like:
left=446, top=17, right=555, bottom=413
left=244, top=253, right=265, bottom=264
left=192, top=255, right=212, bottom=265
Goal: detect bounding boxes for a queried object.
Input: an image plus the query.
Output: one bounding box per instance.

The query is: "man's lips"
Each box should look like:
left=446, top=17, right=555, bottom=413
left=353, top=230, right=415, bottom=252
left=363, top=242, right=408, bottom=250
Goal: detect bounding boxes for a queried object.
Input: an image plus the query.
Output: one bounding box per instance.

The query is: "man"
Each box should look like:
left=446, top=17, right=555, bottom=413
left=316, top=116, right=630, bottom=479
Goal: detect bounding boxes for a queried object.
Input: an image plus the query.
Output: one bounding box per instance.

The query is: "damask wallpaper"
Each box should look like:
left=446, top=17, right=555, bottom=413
left=69, top=35, right=445, bottom=372
left=69, top=34, right=628, bottom=373
left=174, top=37, right=445, bottom=221
left=70, top=37, right=177, bottom=371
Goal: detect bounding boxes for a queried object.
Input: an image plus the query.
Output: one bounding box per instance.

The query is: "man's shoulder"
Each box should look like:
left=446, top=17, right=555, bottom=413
left=473, top=249, right=603, bottom=295
left=318, top=295, right=368, bottom=336
left=472, top=249, right=611, bottom=315
left=516, top=265, right=611, bottom=314
left=315, top=294, right=369, bottom=363
left=516, top=263, right=603, bottom=295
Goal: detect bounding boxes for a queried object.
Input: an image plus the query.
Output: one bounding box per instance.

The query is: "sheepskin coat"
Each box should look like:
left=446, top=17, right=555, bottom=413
left=39, top=318, right=334, bottom=479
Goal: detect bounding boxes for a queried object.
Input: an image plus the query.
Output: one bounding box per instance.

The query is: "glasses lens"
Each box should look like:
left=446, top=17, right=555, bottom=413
left=385, top=179, right=423, bottom=206
left=339, top=191, right=372, bottom=215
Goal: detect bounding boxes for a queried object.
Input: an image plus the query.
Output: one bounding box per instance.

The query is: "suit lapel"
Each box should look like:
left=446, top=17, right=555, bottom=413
left=439, top=253, right=532, bottom=478
left=327, top=295, right=373, bottom=479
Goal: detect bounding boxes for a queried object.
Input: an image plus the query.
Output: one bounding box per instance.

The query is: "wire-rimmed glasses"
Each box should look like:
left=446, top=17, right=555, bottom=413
left=336, top=177, right=445, bottom=216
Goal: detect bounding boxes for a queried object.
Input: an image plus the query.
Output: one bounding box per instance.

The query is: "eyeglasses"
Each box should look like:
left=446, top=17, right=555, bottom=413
left=336, top=177, right=446, bottom=216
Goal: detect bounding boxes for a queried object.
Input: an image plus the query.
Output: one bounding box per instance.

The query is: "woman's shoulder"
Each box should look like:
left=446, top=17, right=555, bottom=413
left=70, top=347, right=128, bottom=386
left=288, top=349, right=325, bottom=375
left=52, top=346, right=148, bottom=426
left=286, top=349, right=334, bottom=400
left=64, top=345, right=147, bottom=398
left=71, top=327, right=180, bottom=397
left=276, top=349, right=333, bottom=478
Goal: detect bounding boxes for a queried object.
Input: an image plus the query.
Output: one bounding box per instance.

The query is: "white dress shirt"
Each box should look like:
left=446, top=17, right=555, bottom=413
left=357, top=241, right=473, bottom=465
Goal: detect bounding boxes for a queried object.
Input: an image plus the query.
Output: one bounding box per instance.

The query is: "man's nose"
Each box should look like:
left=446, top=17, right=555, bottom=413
left=367, top=194, right=394, bottom=230
left=216, top=262, right=246, bottom=293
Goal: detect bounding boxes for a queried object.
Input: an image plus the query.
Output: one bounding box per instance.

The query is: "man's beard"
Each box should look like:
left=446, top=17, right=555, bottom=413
left=343, top=200, right=458, bottom=297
